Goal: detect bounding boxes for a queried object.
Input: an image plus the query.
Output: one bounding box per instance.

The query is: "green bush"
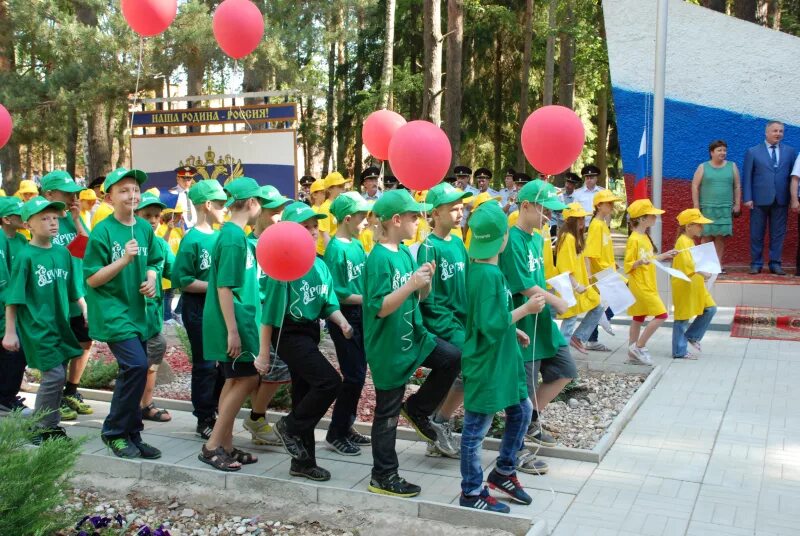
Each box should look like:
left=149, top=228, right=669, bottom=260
left=79, top=359, right=119, bottom=389
left=0, top=412, right=83, bottom=536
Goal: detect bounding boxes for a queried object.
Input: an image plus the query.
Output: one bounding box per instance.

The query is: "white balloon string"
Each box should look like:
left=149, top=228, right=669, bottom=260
left=128, top=36, right=145, bottom=134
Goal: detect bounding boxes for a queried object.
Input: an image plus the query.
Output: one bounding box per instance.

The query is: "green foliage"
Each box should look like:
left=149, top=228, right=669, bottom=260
left=268, top=384, right=292, bottom=409
left=0, top=412, right=83, bottom=536
left=175, top=325, right=192, bottom=362
left=79, top=358, right=119, bottom=390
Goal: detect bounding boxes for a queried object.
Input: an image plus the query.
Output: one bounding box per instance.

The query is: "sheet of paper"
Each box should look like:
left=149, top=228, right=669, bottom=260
left=547, top=271, right=576, bottom=308
left=595, top=273, right=636, bottom=315
left=705, top=272, right=718, bottom=290
left=654, top=259, right=691, bottom=281
left=688, top=241, right=722, bottom=274
left=593, top=267, right=617, bottom=281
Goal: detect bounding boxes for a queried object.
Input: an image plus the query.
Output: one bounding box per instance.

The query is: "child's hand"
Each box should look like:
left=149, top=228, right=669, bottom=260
left=254, top=352, right=271, bottom=375
left=2, top=333, right=19, bottom=352
left=124, top=239, right=139, bottom=263
left=661, top=249, right=678, bottom=260
left=227, top=330, right=241, bottom=358
left=139, top=279, right=156, bottom=298
left=526, top=293, right=546, bottom=314
left=411, top=263, right=433, bottom=289
left=516, top=329, right=530, bottom=348
left=698, top=271, right=712, bottom=280
left=574, top=283, right=587, bottom=294
left=340, top=320, right=353, bottom=339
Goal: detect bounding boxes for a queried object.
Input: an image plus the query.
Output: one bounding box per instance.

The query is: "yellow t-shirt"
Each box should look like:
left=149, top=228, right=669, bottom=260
left=671, top=234, right=716, bottom=321
left=316, top=199, right=336, bottom=255
left=584, top=218, right=616, bottom=276
left=555, top=233, right=601, bottom=318
left=359, top=227, right=375, bottom=254
left=508, top=210, right=519, bottom=227
left=80, top=210, right=92, bottom=231
left=92, top=202, right=114, bottom=228
left=156, top=224, right=184, bottom=291
left=624, top=231, right=666, bottom=317
left=539, top=223, right=557, bottom=281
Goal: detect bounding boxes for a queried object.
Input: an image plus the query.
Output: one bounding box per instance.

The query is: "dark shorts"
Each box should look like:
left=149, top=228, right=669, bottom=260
left=221, top=360, right=259, bottom=379
left=69, top=315, right=91, bottom=343
left=260, top=348, right=291, bottom=384
left=534, top=345, right=578, bottom=384
left=146, top=333, right=167, bottom=368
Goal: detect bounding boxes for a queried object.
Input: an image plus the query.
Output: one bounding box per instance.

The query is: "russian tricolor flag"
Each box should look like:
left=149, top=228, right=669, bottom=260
left=633, top=128, right=649, bottom=200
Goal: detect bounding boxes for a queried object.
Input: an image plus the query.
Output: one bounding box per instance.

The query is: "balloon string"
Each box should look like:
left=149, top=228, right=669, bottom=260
left=128, top=36, right=144, bottom=134
left=234, top=60, right=254, bottom=141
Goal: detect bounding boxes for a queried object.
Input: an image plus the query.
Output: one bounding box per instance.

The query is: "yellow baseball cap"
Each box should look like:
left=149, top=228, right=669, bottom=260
left=469, top=191, right=502, bottom=209
left=627, top=199, right=665, bottom=218
left=592, top=189, right=622, bottom=207
left=310, top=178, right=327, bottom=193
left=17, top=180, right=38, bottom=196
left=562, top=202, right=590, bottom=220
left=677, top=208, right=713, bottom=226
left=79, top=189, right=97, bottom=201
left=323, top=171, right=351, bottom=189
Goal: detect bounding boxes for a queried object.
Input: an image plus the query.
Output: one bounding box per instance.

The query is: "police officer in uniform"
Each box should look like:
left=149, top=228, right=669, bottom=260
left=298, top=175, right=315, bottom=205
left=171, top=166, right=198, bottom=229
left=361, top=166, right=382, bottom=201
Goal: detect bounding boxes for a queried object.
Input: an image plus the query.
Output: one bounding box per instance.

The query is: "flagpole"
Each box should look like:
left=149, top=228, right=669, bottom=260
left=651, top=0, right=668, bottom=251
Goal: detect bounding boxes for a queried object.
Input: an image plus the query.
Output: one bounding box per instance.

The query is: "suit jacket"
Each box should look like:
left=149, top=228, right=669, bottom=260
left=742, top=142, right=798, bottom=206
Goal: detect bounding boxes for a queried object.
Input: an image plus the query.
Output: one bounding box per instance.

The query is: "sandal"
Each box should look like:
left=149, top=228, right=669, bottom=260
left=142, top=403, right=171, bottom=422
left=227, top=447, right=258, bottom=465
left=198, top=445, right=241, bottom=472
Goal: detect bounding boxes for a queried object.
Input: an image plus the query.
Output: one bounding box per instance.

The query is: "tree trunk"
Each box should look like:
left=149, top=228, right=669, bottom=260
left=543, top=0, right=558, bottom=106
left=558, top=0, right=575, bottom=109
left=353, top=5, right=367, bottom=186
left=322, top=37, right=336, bottom=176
left=517, top=0, right=534, bottom=171
left=0, top=0, right=21, bottom=191
left=335, top=6, right=348, bottom=174
left=702, top=0, right=727, bottom=12
left=770, top=0, right=781, bottom=29
left=734, top=0, right=757, bottom=22
left=422, top=0, right=443, bottom=125
left=66, top=105, right=79, bottom=177
left=186, top=57, right=204, bottom=134
left=444, top=0, right=464, bottom=169
left=596, top=75, right=609, bottom=186
left=380, top=0, right=396, bottom=110
left=492, top=35, right=503, bottom=176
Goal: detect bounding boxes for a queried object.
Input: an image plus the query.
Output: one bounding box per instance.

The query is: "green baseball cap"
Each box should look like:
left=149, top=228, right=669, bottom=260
left=40, top=170, right=84, bottom=193
left=281, top=201, right=327, bottom=224
left=21, top=196, right=66, bottom=222
left=260, top=185, right=291, bottom=209
left=371, top=189, right=433, bottom=221
left=223, top=177, right=267, bottom=208
left=330, top=191, right=371, bottom=221
left=0, top=197, right=23, bottom=218
left=425, top=182, right=473, bottom=208
left=468, top=200, right=508, bottom=259
left=136, top=191, right=166, bottom=211
left=517, top=179, right=567, bottom=211
left=188, top=180, right=227, bottom=204
left=104, top=167, right=148, bottom=192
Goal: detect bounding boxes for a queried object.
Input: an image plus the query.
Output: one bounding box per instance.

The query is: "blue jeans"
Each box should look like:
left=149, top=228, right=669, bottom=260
left=460, top=398, right=533, bottom=496
left=102, top=338, right=148, bottom=439
left=184, top=293, right=224, bottom=423
left=588, top=307, right=614, bottom=342
left=750, top=202, right=787, bottom=268
left=560, top=304, right=605, bottom=342
left=672, top=306, right=717, bottom=357
left=163, top=289, right=174, bottom=321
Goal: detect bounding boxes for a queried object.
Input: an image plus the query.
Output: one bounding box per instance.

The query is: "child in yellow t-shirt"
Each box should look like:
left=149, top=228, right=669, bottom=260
left=316, top=172, right=351, bottom=255
left=156, top=206, right=184, bottom=324
left=624, top=199, right=677, bottom=365
left=671, top=209, right=717, bottom=360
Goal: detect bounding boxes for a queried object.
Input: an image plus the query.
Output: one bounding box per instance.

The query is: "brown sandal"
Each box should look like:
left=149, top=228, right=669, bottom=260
left=142, top=403, right=171, bottom=422
left=198, top=445, right=241, bottom=472
left=227, top=447, right=258, bottom=465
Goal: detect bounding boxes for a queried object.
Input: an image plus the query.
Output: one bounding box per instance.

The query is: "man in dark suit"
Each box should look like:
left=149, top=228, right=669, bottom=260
left=742, top=121, right=798, bottom=275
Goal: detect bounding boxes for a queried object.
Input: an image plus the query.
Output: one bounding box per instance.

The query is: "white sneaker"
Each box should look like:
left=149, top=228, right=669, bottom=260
left=243, top=415, right=282, bottom=446
left=599, top=314, right=615, bottom=336
left=429, top=419, right=460, bottom=458
left=688, top=340, right=702, bottom=354
left=425, top=442, right=443, bottom=457
left=628, top=343, right=651, bottom=365
left=639, top=346, right=654, bottom=365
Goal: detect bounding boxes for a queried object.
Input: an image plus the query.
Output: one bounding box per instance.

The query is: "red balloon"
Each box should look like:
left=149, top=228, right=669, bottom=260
left=521, top=105, right=586, bottom=175
left=213, top=0, right=265, bottom=60
left=256, top=221, right=316, bottom=282
left=121, top=0, right=177, bottom=37
left=388, top=120, right=452, bottom=190
left=363, top=110, right=406, bottom=160
left=0, top=104, right=11, bottom=150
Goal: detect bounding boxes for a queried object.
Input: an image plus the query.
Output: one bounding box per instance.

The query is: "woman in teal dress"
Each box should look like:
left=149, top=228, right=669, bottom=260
left=692, top=139, right=741, bottom=272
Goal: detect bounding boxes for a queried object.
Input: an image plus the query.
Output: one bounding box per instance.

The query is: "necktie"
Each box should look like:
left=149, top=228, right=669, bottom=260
left=770, top=145, right=778, bottom=168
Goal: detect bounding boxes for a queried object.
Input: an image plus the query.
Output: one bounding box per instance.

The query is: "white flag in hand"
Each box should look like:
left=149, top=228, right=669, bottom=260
left=547, top=272, right=576, bottom=308
left=593, top=267, right=617, bottom=281
left=654, top=259, right=691, bottom=282
left=595, top=272, right=635, bottom=315
left=689, top=242, right=722, bottom=274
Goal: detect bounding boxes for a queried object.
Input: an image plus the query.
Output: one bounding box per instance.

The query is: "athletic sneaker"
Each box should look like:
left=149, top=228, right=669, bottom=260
left=59, top=404, right=78, bottom=421
left=570, top=337, right=588, bottom=355
left=102, top=435, right=141, bottom=459
left=326, top=436, right=361, bottom=456
left=430, top=419, right=460, bottom=458
left=688, top=340, right=702, bottom=354
left=425, top=442, right=443, bottom=457
left=599, top=314, right=615, bottom=335
left=400, top=403, right=436, bottom=443
left=196, top=418, right=215, bottom=440
left=62, top=392, right=93, bottom=415
left=32, top=426, right=70, bottom=445
left=584, top=341, right=612, bottom=352
left=243, top=415, right=282, bottom=446
left=290, top=464, right=331, bottom=482
left=639, top=346, right=654, bottom=364
left=273, top=417, right=310, bottom=461
left=459, top=486, right=510, bottom=513
left=368, top=472, right=421, bottom=498
left=487, top=469, right=533, bottom=505
left=516, top=449, right=550, bottom=475
left=0, top=396, right=34, bottom=417
left=673, top=352, right=699, bottom=360
left=525, top=421, right=557, bottom=447
left=131, top=434, right=162, bottom=459
left=628, top=343, right=652, bottom=365
left=347, top=429, right=371, bottom=446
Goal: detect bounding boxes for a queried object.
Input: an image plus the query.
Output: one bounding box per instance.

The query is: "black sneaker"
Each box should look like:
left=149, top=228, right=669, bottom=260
left=32, top=426, right=70, bottom=445
left=101, top=435, right=141, bottom=459
left=274, top=417, right=310, bottom=461
left=130, top=434, right=162, bottom=459
left=459, top=486, right=511, bottom=513
left=368, top=472, right=421, bottom=498
left=290, top=464, right=331, bottom=482
left=196, top=418, right=216, bottom=440
left=487, top=469, right=532, bottom=505
left=326, top=436, right=361, bottom=456
left=347, top=428, right=371, bottom=445
left=400, top=403, right=436, bottom=443
left=525, top=421, right=557, bottom=447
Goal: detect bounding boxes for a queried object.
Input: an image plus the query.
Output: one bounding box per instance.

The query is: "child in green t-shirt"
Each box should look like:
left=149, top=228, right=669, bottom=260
left=363, top=189, right=461, bottom=498
left=498, top=179, right=576, bottom=475
left=256, top=202, right=352, bottom=481
left=0, top=198, right=28, bottom=263
left=134, top=192, right=174, bottom=425
left=416, top=183, right=473, bottom=459
left=3, top=197, right=83, bottom=443
left=460, top=201, right=545, bottom=513
left=322, top=192, right=372, bottom=455
left=84, top=168, right=164, bottom=459
left=171, top=179, right=228, bottom=440
left=243, top=185, right=293, bottom=448
left=199, top=177, right=266, bottom=472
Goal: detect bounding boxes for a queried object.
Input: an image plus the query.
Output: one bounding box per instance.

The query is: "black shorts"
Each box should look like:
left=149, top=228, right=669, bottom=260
left=221, top=360, right=259, bottom=379
left=533, top=345, right=578, bottom=384
left=69, top=315, right=91, bottom=343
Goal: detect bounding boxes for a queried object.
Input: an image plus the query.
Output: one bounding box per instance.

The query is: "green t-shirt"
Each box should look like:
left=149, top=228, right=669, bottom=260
left=0, top=235, right=11, bottom=334
left=261, top=257, right=339, bottom=327
left=462, top=262, right=527, bottom=414
left=54, top=215, right=89, bottom=318
left=323, top=236, right=366, bottom=301
left=171, top=227, right=218, bottom=290
left=7, top=232, right=28, bottom=264
left=144, top=236, right=173, bottom=340
left=202, top=222, right=260, bottom=362
left=498, top=226, right=565, bottom=362
left=83, top=216, right=164, bottom=343
left=363, top=243, right=437, bottom=390
left=7, top=244, right=83, bottom=371
left=416, top=233, right=468, bottom=349
left=247, top=231, right=269, bottom=303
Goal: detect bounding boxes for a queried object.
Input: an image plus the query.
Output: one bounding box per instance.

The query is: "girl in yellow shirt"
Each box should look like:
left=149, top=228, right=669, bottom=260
left=556, top=203, right=605, bottom=355
left=671, top=209, right=717, bottom=360
left=624, top=199, right=677, bottom=365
